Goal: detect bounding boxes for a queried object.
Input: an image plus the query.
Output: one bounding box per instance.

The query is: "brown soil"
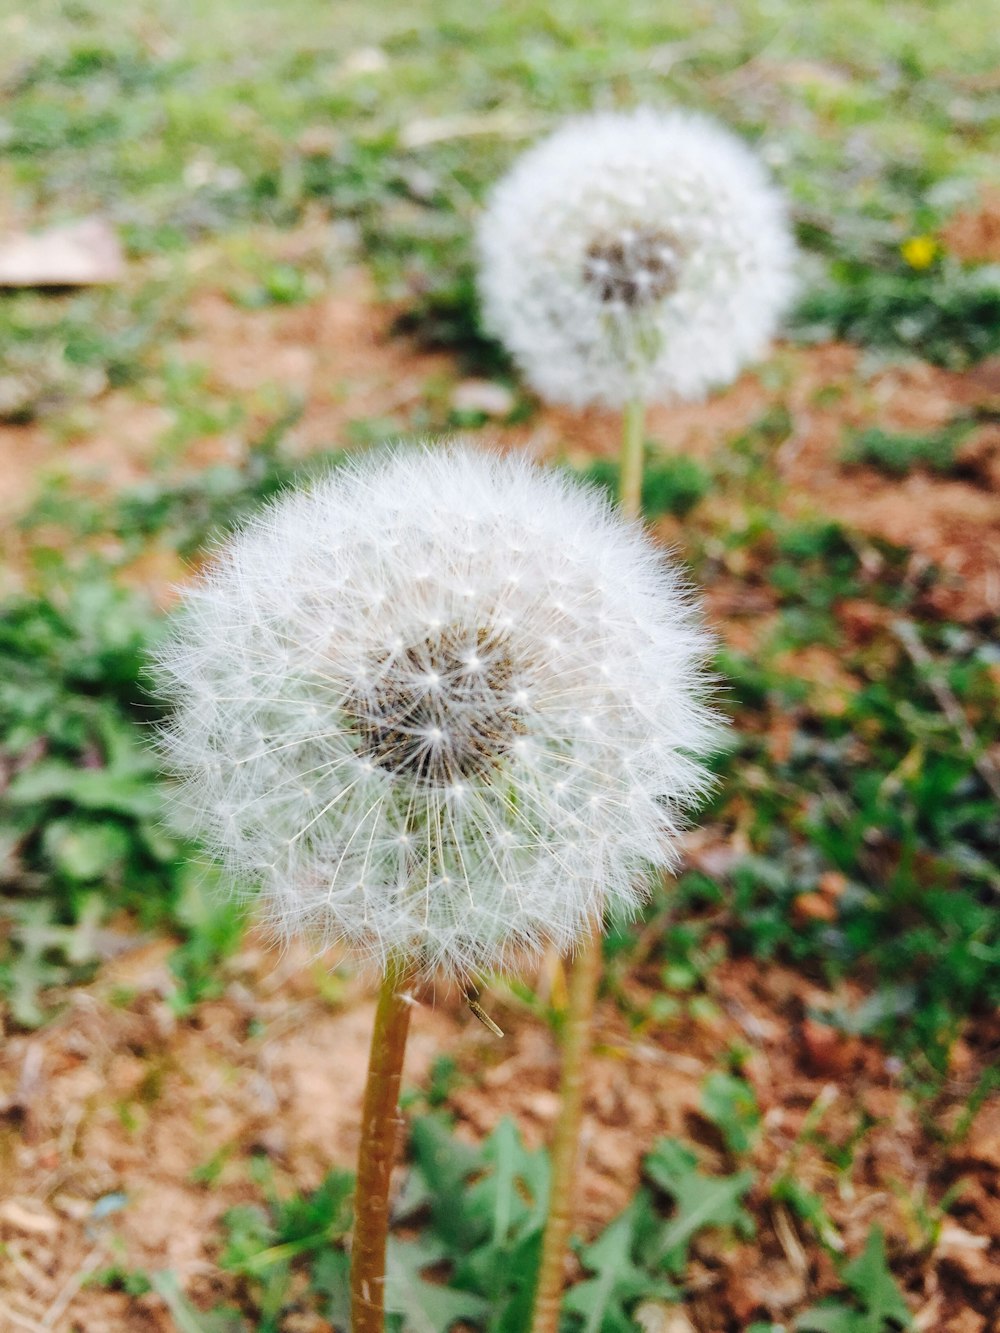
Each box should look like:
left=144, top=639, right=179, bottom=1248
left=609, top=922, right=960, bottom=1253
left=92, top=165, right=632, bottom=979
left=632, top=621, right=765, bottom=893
left=0, top=273, right=447, bottom=505
left=4, top=264, right=999, bottom=619
left=1, top=254, right=998, bottom=1331
left=2, top=932, right=998, bottom=1331
left=943, top=189, right=1000, bottom=264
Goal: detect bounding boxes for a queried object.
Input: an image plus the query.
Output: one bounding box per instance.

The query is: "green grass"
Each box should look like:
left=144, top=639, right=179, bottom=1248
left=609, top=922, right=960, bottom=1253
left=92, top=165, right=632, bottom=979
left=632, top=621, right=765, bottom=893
left=17, top=404, right=345, bottom=558
left=841, top=424, right=971, bottom=476
left=579, top=453, right=712, bottom=519
left=115, top=1116, right=761, bottom=1332
left=3, top=0, right=1000, bottom=406
left=6, top=430, right=998, bottom=1077
left=2, top=5, right=998, bottom=1326
left=715, top=616, right=999, bottom=1072
left=793, top=260, right=1000, bottom=369
left=2, top=0, right=999, bottom=1059
left=0, top=559, right=241, bottom=1023
left=99, top=1112, right=918, bottom=1331
left=0, top=282, right=178, bottom=422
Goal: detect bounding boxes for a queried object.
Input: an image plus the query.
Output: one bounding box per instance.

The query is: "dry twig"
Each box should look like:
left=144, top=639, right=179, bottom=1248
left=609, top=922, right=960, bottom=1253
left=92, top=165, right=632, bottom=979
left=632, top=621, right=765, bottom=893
left=892, top=619, right=1000, bottom=804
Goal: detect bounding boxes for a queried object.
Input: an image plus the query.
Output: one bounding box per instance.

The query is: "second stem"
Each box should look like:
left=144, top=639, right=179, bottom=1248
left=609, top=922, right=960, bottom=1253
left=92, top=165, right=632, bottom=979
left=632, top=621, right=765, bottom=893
left=619, top=397, right=646, bottom=520
left=530, top=400, right=646, bottom=1333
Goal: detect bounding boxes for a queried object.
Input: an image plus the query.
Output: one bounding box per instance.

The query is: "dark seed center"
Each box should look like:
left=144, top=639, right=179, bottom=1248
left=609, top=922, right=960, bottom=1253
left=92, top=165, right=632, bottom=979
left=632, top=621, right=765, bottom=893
left=346, top=625, right=525, bottom=785
left=583, top=229, right=683, bottom=308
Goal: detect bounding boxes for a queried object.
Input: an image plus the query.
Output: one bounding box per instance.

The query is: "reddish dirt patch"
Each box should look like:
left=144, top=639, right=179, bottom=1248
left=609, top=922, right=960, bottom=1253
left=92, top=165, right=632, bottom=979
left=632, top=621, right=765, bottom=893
left=0, top=265, right=451, bottom=531
left=3, top=256, right=999, bottom=1330
left=943, top=189, right=1000, bottom=264
left=5, top=266, right=1000, bottom=620
left=1, top=933, right=997, bottom=1330
left=772, top=350, right=1000, bottom=623
left=0, top=935, right=461, bottom=1331
left=520, top=342, right=1000, bottom=621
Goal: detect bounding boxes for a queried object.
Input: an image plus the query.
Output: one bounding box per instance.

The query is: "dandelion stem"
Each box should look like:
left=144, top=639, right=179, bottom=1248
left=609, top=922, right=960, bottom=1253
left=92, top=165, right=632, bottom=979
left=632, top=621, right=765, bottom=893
left=531, top=406, right=645, bottom=1333
left=619, top=398, right=646, bottom=518
left=530, top=922, right=602, bottom=1333
left=351, top=956, right=412, bottom=1333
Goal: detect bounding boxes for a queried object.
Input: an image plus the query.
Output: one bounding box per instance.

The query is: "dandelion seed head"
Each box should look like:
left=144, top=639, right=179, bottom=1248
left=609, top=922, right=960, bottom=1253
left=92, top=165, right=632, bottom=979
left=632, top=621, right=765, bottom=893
left=477, top=107, right=795, bottom=408
left=152, top=443, right=721, bottom=980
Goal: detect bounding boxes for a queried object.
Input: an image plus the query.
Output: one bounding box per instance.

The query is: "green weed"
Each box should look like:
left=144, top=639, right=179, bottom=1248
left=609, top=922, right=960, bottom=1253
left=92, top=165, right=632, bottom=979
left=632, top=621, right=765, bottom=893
left=842, top=425, right=971, bottom=476
left=579, top=454, right=711, bottom=520
left=794, top=259, right=1000, bottom=369
left=701, top=1071, right=762, bottom=1156
left=0, top=560, right=239, bottom=1023
left=0, top=284, right=173, bottom=423
left=199, top=1116, right=765, bottom=1331
left=716, top=612, right=1000, bottom=1071
left=797, top=1227, right=913, bottom=1331
left=18, top=406, right=345, bottom=559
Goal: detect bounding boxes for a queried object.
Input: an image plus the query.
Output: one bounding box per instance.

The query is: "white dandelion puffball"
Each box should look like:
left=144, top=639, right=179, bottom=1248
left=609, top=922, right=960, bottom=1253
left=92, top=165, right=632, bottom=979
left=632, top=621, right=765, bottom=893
left=153, top=444, right=720, bottom=981
left=477, top=107, right=795, bottom=409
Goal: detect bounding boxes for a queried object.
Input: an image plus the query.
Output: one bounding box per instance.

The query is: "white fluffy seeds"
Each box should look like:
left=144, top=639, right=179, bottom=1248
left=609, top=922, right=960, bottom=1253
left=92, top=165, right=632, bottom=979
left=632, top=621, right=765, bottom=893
left=477, top=108, right=795, bottom=409
left=153, top=444, right=720, bottom=980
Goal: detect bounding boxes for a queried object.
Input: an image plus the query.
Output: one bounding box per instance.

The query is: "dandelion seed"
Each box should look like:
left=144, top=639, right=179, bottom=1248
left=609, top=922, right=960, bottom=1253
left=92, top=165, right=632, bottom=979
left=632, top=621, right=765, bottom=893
left=152, top=443, right=720, bottom=982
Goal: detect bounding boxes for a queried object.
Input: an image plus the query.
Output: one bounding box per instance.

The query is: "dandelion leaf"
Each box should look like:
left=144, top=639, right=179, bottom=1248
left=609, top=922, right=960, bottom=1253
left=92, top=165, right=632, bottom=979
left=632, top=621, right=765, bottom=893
left=797, top=1228, right=913, bottom=1332
left=386, top=1235, right=490, bottom=1333
left=562, top=1193, right=679, bottom=1333
left=642, top=1138, right=755, bottom=1273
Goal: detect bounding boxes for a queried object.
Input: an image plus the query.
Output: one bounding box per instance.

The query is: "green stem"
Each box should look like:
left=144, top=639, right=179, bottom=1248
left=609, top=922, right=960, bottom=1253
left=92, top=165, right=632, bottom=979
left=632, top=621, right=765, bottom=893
left=619, top=398, right=646, bottom=520
left=351, top=957, right=412, bottom=1333
left=531, top=403, right=645, bottom=1333
left=529, top=923, right=602, bottom=1333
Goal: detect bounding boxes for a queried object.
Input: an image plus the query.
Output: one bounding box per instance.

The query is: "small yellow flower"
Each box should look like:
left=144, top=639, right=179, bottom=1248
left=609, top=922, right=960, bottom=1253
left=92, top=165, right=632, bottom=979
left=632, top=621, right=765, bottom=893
left=901, top=235, right=937, bottom=270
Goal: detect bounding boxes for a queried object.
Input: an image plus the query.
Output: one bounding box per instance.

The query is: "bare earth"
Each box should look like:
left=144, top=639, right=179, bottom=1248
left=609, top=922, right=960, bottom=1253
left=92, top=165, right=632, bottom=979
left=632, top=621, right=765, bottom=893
left=1, top=245, right=999, bottom=1331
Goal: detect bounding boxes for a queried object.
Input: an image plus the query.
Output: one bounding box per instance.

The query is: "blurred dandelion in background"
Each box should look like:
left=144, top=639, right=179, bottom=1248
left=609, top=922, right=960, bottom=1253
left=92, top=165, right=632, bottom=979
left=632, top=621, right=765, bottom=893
left=478, top=107, right=791, bottom=1333
left=477, top=107, right=795, bottom=410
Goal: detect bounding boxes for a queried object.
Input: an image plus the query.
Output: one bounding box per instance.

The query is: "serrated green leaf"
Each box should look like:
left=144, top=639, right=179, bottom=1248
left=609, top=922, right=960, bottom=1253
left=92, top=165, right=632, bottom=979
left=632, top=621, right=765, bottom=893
left=465, top=1116, right=549, bottom=1248
left=842, top=1228, right=912, bottom=1329
left=218, top=1204, right=275, bottom=1273
left=796, top=1229, right=912, bottom=1332
left=772, top=1176, right=843, bottom=1252
left=642, top=1138, right=755, bottom=1273
left=797, top=1304, right=868, bottom=1333
left=220, top=1171, right=352, bottom=1275
left=8, top=758, right=163, bottom=817
left=274, top=1168, right=354, bottom=1247
left=60, top=893, right=108, bottom=965
left=563, top=1193, right=678, bottom=1333
left=406, top=1116, right=547, bottom=1328
left=0, top=897, right=113, bottom=1025
left=149, top=1270, right=248, bottom=1332
left=312, top=1247, right=351, bottom=1328
left=458, top=1227, right=541, bottom=1333
left=408, top=1114, right=484, bottom=1250
left=43, top=817, right=130, bottom=881
left=701, top=1072, right=761, bottom=1155
left=1, top=943, right=67, bottom=1026
left=386, top=1235, right=490, bottom=1333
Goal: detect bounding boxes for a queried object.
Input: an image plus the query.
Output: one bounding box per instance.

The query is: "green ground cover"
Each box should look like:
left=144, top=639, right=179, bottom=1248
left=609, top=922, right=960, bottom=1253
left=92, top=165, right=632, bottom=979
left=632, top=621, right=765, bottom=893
left=2, top=2, right=999, bottom=1328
